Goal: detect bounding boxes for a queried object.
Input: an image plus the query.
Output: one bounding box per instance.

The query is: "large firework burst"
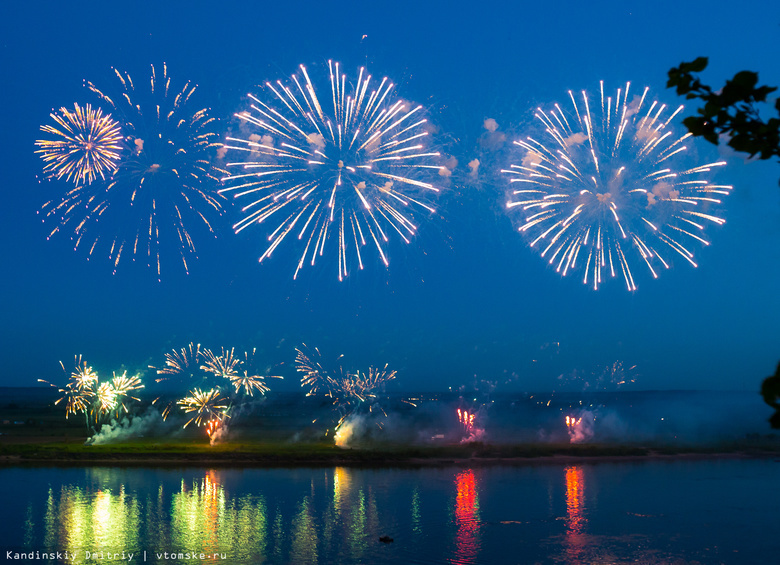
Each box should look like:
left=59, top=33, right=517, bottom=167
left=41, top=64, right=226, bottom=277
left=503, top=81, right=732, bottom=291
left=221, top=60, right=444, bottom=280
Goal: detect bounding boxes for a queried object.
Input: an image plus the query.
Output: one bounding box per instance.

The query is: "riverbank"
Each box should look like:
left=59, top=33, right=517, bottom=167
left=2, top=436, right=778, bottom=466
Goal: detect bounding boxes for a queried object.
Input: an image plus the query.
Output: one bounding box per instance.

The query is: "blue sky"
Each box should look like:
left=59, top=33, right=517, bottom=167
left=0, top=0, right=778, bottom=392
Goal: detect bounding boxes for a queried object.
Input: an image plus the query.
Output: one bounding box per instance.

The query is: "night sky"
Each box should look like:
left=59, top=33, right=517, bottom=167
left=1, top=0, right=778, bottom=393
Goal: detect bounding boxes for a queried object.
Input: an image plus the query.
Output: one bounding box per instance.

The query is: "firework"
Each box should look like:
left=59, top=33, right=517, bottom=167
left=457, top=408, right=476, bottom=433
left=177, top=388, right=230, bottom=429
left=296, top=344, right=342, bottom=397
left=226, top=348, right=283, bottom=396
left=296, top=345, right=404, bottom=435
left=559, top=360, right=639, bottom=392
left=109, top=371, right=144, bottom=414
left=39, top=355, right=98, bottom=419
left=36, top=103, right=124, bottom=186
left=503, top=81, right=731, bottom=290
left=38, top=379, right=93, bottom=419
left=221, top=60, right=444, bottom=280
left=565, top=413, right=594, bottom=443
left=151, top=343, right=204, bottom=383
left=41, top=64, right=226, bottom=276
left=95, top=382, right=118, bottom=420
left=150, top=343, right=207, bottom=420
left=201, top=347, right=241, bottom=379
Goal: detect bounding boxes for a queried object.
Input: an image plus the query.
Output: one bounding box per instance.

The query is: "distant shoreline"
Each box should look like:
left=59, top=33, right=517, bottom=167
left=2, top=437, right=778, bottom=467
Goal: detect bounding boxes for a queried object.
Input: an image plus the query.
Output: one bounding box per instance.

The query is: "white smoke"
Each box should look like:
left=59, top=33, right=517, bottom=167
left=334, top=414, right=369, bottom=447
left=483, top=118, right=499, bottom=133
left=564, top=132, right=587, bottom=147
left=467, top=158, right=480, bottom=178
left=306, top=133, right=326, bottom=150
left=86, top=409, right=167, bottom=445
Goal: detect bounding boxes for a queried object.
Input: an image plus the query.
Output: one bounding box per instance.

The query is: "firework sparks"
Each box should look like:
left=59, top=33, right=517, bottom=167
left=151, top=343, right=204, bottom=383
left=565, top=413, right=594, bottom=443
left=297, top=345, right=403, bottom=439
left=296, top=344, right=342, bottom=397
left=150, top=343, right=206, bottom=420
left=503, top=81, right=731, bottom=290
left=109, top=371, right=144, bottom=415
left=177, top=388, right=230, bottom=429
left=457, top=408, right=476, bottom=432
left=36, top=103, right=123, bottom=186
left=95, top=382, right=118, bottom=420
left=226, top=348, right=283, bottom=396
left=221, top=60, right=444, bottom=280
left=201, top=347, right=241, bottom=379
left=41, top=64, right=226, bottom=277
left=39, top=355, right=98, bottom=419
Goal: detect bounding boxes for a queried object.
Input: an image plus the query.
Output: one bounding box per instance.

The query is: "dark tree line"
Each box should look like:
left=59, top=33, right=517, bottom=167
left=667, top=58, right=780, bottom=427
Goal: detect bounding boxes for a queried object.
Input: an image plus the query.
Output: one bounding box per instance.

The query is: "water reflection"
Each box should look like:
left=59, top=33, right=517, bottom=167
left=8, top=461, right=776, bottom=564
left=563, top=465, right=587, bottom=562
left=451, top=469, right=480, bottom=564
left=43, top=482, right=141, bottom=557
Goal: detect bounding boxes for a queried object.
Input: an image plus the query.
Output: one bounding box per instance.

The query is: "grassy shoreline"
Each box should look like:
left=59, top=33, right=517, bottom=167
left=2, top=437, right=778, bottom=467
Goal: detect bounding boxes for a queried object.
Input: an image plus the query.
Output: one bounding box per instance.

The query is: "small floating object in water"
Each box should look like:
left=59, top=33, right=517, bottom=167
left=379, top=536, right=394, bottom=544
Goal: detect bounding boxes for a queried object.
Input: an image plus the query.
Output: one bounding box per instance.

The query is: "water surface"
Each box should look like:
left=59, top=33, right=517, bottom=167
left=2, top=458, right=778, bottom=564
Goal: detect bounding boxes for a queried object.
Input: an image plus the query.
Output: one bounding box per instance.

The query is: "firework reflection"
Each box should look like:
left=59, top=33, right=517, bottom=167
left=452, top=469, right=480, bottom=564
left=564, top=465, right=587, bottom=563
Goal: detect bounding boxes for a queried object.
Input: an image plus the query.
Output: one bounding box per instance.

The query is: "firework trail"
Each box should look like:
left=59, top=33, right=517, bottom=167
left=40, top=64, right=226, bottom=277
left=35, top=103, right=123, bottom=186
left=177, top=388, right=230, bottom=429
left=221, top=60, right=444, bottom=280
left=503, top=81, right=731, bottom=290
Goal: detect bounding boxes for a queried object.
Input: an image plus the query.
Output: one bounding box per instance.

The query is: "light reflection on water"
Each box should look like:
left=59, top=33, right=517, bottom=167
left=2, top=459, right=779, bottom=564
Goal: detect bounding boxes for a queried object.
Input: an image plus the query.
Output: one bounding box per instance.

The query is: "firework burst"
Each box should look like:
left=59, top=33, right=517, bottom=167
left=221, top=60, right=444, bottom=280
left=95, top=382, right=118, bottom=420
left=150, top=343, right=204, bottom=384
left=226, top=348, right=283, bottom=396
left=35, top=103, right=123, bottom=186
left=178, top=388, right=230, bottom=429
left=296, top=345, right=404, bottom=434
left=41, top=64, right=226, bottom=277
left=39, top=355, right=98, bottom=419
left=503, top=81, right=732, bottom=291
left=109, top=371, right=144, bottom=415
left=150, top=343, right=206, bottom=419
left=201, top=347, right=241, bottom=379
left=295, top=344, right=343, bottom=397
